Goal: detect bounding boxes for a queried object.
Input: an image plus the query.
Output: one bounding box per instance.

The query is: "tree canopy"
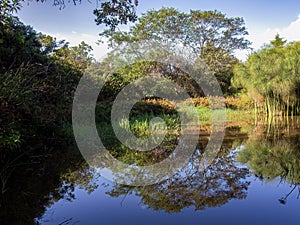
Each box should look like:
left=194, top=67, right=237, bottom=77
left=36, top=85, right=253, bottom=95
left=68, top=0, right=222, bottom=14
left=102, top=8, right=250, bottom=53
left=100, top=8, right=250, bottom=94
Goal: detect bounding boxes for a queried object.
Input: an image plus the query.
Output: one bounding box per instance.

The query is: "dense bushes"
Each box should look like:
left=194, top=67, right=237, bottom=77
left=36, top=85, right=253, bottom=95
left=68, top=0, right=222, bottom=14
left=190, top=96, right=253, bottom=110
left=0, top=15, right=92, bottom=152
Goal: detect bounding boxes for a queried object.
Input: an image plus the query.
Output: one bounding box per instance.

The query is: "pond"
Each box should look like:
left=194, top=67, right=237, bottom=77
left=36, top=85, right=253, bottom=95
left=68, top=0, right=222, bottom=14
left=1, top=117, right=300, bottom=225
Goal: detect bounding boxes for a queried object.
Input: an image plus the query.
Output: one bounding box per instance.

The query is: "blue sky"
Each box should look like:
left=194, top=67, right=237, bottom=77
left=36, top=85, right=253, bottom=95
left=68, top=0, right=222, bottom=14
left=17, top=0, right=300, bottom=61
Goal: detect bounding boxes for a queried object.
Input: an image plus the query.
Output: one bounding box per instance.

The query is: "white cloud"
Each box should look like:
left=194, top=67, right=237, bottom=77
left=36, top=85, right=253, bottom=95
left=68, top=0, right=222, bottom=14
left=236, top=14, right=300, bottom=61
left=41, top=31, right=109, bottom=61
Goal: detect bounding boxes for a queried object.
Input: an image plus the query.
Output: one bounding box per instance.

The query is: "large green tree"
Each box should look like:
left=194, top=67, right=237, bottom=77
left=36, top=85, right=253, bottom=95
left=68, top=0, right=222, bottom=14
left=101, top=8, right=251, bottom=94
left=102, top=8, right=250, bottom=53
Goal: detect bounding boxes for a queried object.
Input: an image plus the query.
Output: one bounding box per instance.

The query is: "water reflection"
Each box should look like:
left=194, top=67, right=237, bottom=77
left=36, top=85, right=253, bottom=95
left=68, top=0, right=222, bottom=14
left=106, top=149, right=250, bottom=212
left=0, top=149, right=86, bottom=225
left=237, top=117, right=300, bottom=205
left=58, top=127, right=250, bottom=213
left=1, top=118, right=300, bottom=225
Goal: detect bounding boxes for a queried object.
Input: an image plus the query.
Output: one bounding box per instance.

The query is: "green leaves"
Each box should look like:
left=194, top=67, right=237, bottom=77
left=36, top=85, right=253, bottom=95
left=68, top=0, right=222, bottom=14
left=0, top=129, right=21, bottom=150
left=100, top=8, right=250, bottom=95
left=0, top=14, right=95, bottom=154
left=271, top=34, right=287, bottom=48
left=102, top=8, right=250, bottom=53
left=1, top=0, right=139, bottom=31
left=0, top=0, right=23, bottom=16
left=94, top=0, right=138, bottom=31
left=232, top=36, right=300, bottom=115
left=188, top=10, right=250, bottom=53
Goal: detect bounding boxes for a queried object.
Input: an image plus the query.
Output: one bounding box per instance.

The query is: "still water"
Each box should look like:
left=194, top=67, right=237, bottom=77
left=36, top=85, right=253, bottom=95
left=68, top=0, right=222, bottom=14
left=2, top=118, right=300, bottom=225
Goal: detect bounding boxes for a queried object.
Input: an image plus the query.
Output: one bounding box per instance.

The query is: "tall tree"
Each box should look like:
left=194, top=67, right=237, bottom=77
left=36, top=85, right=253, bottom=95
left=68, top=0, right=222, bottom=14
left=101, top=8, right=251, bottom=94
left=102, top=8, right=250, bottom=53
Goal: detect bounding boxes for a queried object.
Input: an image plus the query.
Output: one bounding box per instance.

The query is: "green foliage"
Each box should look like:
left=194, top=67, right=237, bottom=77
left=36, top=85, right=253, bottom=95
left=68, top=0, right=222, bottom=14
left=0, top=16, right=41, bottom=73
left=94, top=98, right=181, bottom=166
left=0, top=129, right=21, bottom=150
left=103, top=8, right=250, bottom=52
left=2, top=0, right=139, bottom=31
left=201, top=44, right=239, bottom=94
left=101, top=8, right=250, bottom=95
left=94, top=0, right=138, bottom=31
left=0, top=0, right=22, bottom=16
left=271, top=34, right=287, bottom=48
left=54, top=41, right=94, bottom=72
left=232, top=35, right=300, bottom=116
left=0, top=14, right=93, bottom=153
left=195, top=106, right=211, bottom=121
left=38, top=33, right=67, bottom=55
left=188, top=10, right=250, bottom=53
left=119, top=113, right=180, bottom=138
left=193, top=106, right=254, bottom=124
left=0, top=14, right=98, bottom=210
left=98, top=58, right=205, bottom=101
left=36, top=0, right=139, bottom=31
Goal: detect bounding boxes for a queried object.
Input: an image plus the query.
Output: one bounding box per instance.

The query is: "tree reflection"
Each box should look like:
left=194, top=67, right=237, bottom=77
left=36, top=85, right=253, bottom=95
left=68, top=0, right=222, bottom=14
left=0, top=148, right=90, bottom=225
left=106, top=146, right=250, bottom=212
left=60, top=125, right=251, bottom=213
left=0, top=124, right=252, bottom=224
left=237, top=121, right=300, bottom=204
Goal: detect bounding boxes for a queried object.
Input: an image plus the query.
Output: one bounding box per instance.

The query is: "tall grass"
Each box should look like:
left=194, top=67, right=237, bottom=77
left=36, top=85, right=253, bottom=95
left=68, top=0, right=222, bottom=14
left=192, top=106, right=254, bottom=124
left=119, top=113, right=180, bottom=137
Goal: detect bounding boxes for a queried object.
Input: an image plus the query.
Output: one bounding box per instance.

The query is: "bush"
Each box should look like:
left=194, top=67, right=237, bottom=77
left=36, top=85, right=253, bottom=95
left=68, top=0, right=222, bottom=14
left=190, top=96, right=253, bottom=110
left=225, top=95, right=253, bottom=110
left=0, top=16, right=92, bottom=152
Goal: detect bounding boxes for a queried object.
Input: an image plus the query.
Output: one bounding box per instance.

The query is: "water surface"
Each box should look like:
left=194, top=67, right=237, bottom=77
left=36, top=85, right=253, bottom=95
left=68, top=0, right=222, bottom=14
left=1, top=117, right=300, bottom=225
